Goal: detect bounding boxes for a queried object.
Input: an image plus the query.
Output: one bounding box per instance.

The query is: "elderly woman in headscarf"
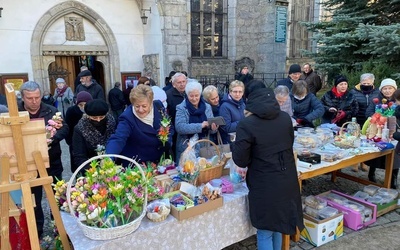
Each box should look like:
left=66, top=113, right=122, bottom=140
left=175, top=79, right=218, bottom=164
left=53, top=77, right=74, bottom=117
left=106, top=84, right=173, bottom=164
left=365, top=78, right=398, bottom=117
left=72, top=99, right=116, bottom=174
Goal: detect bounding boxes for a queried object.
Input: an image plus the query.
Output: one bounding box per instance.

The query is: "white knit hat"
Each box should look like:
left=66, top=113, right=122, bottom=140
left=379, top=78, right=397, bottom=91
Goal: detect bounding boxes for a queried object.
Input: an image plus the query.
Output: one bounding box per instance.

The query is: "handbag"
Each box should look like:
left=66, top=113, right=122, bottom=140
left=199, top=131, right=231, bottom=159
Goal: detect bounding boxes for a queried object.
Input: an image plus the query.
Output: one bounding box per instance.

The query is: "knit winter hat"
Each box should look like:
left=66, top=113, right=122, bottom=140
left=76, top=91, right=93, bottom=104
left=288, top=64, right=302, bottom=75
left=55, top=78, right=65, bottom=84
left=379, top=78, right=397, bottom=91
left=334, top=75, right=348, bottom=86
left=84, top=99, right=109, bottom=116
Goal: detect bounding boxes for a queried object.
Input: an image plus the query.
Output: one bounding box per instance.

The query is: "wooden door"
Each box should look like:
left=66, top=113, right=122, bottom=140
left=48, top=56, right=77, bottom=95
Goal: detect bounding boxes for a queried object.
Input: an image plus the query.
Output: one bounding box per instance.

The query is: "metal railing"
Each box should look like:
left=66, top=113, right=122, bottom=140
left=195, top=73, right=287, bottom=94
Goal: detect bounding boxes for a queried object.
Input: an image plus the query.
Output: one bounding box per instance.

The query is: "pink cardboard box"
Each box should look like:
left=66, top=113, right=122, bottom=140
left=318, top=190, right=377, bottom=231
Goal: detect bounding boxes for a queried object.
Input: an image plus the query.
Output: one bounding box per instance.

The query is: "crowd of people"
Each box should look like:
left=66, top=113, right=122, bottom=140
left=1, top=63, right=399, bottom=250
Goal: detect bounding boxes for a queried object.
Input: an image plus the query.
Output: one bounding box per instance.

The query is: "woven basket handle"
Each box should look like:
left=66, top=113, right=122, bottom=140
left=339, top=121, right=360, bottom=137
left=194, top=139, right=221, bottom=159
left=66, top=154, right=147, bottom=219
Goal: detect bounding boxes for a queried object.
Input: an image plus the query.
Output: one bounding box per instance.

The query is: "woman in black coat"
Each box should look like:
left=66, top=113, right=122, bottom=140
left=320, top=75, right=359, bottom=126
left=232, top=86, right=304, bottom=250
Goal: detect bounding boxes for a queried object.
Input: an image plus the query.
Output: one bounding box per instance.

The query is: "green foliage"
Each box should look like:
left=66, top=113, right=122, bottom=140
left=303, top=0, right=400, bottom=81
left=338, top=60, right=399, bottom=89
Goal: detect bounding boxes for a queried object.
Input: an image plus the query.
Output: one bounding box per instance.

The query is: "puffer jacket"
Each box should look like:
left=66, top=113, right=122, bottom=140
left=349, top=84, right=380, bottom=126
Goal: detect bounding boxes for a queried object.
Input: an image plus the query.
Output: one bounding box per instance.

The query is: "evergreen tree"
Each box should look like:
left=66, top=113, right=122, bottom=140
left=303, top=0, right=400, bottom=82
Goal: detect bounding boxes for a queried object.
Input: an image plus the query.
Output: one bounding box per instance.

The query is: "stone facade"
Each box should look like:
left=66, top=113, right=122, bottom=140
left=0, top=0, right=298, bottom=95
left=157, top=0, right=287, bottom=78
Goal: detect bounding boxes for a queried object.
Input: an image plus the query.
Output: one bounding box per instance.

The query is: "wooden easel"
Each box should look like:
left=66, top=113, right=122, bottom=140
left=0, top=84, right=71, bottom=250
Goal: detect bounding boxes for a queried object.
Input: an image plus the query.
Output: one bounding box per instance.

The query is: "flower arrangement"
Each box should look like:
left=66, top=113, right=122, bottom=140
left=95, top=144, right=105, bottom=156
left=158, top=109, right=171, bottom=147
left=45, top=112, right=62, bottom=145
left=53, top=157, right=164, bottom=228
left=373, top=98, right=397, bottom=117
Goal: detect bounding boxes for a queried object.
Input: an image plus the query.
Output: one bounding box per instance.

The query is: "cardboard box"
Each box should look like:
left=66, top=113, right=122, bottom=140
left=318, top=190, right=377, bottom=231
left=163, top=183, right=223, bottom=221
left=301, top=213, right=344, bottom=247
left=376, top=199, right=399, bottom=217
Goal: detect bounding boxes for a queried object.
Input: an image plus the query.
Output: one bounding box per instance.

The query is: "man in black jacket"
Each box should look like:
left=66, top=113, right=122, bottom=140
left=277, top=64, right=302, bottom=91
left=18, top=81, right=69, bottom=239
left=300, top=63, right=322, bottom=95
left=108, top=81, right=126, bottom=122
left=75, top=70, right=105, bottom=100
left=166, top=72, right=187, bottom=157
left=235, top=66, right=254, bottom=85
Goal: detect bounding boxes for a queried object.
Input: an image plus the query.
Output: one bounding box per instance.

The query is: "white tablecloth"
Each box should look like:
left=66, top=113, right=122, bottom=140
left=296, top=145, right=380, bottom=174
left=61, top=184, right=256, bottom=250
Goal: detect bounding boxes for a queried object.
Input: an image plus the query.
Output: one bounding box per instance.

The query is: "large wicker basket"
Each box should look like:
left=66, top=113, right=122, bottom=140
left=66, top=154, right=147, bottom=240
left=182, top=139, right=229, bottom=185
left=333, top=121, right=360, bottom=149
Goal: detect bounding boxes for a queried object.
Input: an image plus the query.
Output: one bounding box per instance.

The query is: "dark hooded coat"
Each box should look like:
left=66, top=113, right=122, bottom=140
left=232, top=88, right=304, bottom=234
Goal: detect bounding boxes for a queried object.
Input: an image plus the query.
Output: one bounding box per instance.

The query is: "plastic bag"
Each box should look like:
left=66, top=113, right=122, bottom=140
left=178, top=135, right=200, bottom=183
left=228, top=158, right=247, bottom=183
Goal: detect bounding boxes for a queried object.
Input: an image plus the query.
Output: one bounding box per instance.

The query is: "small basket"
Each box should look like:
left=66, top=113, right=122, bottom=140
left=334, top=121, right=360, bottom=149
left=183, top=139, right=229, bottom=185
left=66, top=154, right=147, bottom=240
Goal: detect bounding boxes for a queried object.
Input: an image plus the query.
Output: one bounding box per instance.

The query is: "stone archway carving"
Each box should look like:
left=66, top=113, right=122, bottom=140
left=31, top=1, right=120, bottom=93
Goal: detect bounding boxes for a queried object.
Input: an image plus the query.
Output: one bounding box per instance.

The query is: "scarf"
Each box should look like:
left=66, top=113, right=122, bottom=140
left=132, top=105, right=154, bottom=127
left=228, top=94, right=245, bottom=108
left=331, top=86, right=345, bottom=98
left=75, top=114, right=116, bottom=150
left=211, top=104, right=220, bottom=117
left=56, top=85, right=68, bottom=98
left=185, top=97, right=208, bottom=138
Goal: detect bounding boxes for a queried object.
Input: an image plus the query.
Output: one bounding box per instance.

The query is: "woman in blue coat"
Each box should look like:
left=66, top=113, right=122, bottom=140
left=290, top=80, right=324, bottom=127
left=219, top=80, right=246, bottom=142
left=106, top=85, right=173, bottom=164
left=175, top=80, right=218, bottom=164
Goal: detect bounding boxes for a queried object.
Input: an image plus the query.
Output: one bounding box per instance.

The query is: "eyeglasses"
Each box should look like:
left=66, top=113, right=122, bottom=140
left=231, top=90, right=243, bottom=94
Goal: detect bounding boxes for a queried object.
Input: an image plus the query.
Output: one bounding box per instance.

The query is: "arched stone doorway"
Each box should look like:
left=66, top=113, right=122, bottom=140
left=30, top=1, right=120, bottom=95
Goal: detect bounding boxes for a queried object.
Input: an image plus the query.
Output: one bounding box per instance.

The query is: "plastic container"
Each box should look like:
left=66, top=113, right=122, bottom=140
left=304, top=206, right=320, bottom=219
left=367, top=196, right=383, bottom=205
left=315, top=130, right=334, bottom=145
left=363, top=185, right=380, bottom=196
left=318, top=206, right=339, bottom=220
left=295, top=134, right=319, bottom=148
left=344, top=201, right=365, bottom=213
left=378, top=194, right=395, bottom=204
left=363, top=208, right=373, bottom=223
left=305, top=195, right=327, bottom=210
left=319, top=151, right=337, bottom=162
left=325, top=193, right=349, bottom=205
left=353, top=191, right=370, bottom=200
left=297, top=127, right=314, bottom=135
left=377, top=188, right=399, bottom=200
left=210, top=178, right=222, bottom=187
